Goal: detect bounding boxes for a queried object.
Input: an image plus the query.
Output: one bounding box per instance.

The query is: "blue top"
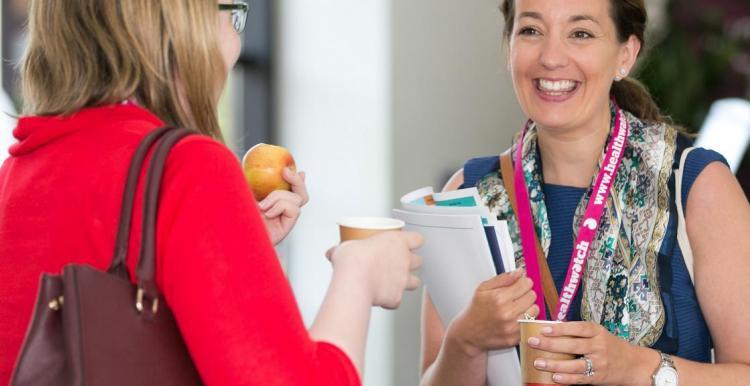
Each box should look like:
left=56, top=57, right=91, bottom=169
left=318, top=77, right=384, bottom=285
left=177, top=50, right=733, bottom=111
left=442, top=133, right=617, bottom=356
left=461, top=145, right=728, bottom=362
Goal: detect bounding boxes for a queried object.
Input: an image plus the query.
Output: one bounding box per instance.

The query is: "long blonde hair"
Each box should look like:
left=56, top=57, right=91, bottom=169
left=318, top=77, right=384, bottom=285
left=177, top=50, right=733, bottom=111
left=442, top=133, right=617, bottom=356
left=21, top=0, right=226, bottom=139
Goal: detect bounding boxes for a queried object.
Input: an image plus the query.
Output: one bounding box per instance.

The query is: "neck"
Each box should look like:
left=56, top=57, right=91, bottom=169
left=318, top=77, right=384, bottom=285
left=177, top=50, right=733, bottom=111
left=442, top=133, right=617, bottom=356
left=536, top=110, right=612, bottom=188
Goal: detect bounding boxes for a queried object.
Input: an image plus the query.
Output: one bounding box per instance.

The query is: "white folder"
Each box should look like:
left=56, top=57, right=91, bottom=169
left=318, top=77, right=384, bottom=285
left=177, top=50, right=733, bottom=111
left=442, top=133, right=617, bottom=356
left=392, top=209, right=521, bottom=386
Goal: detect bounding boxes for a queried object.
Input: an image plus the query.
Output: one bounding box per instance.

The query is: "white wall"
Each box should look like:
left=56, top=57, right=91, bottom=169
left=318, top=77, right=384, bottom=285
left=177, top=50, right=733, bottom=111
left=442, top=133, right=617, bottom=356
left=276, top=0, right=523, bottom=384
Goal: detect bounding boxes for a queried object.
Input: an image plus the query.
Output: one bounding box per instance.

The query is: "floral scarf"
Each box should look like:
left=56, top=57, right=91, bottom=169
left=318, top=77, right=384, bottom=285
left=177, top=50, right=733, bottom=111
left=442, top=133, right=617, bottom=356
left=477, top=110, right=677, bottom=346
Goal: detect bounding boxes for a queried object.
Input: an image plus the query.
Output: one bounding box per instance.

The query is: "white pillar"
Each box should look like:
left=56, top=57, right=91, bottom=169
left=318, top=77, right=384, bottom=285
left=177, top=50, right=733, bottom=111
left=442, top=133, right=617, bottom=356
left=276, top=1, right=394, bottom=385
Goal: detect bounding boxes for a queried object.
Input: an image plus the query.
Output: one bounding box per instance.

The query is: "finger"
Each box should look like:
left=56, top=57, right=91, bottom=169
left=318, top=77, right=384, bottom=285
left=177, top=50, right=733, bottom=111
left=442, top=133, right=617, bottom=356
left=542, top=321, right=600, bottom=338
left=265, top=200, right=300, bottom=220
left=325, top=246, right=337, bottom=261
left=409, top=253, right=423, bottom=270
left=478, top=268, right=524, bottom=290
left=533, top=357, right=587, bottom=376
left=406, top=274, right=422, bottom=291
left=525, top=303, right=541, bottom=319
left=510, top=288, right=536, bottom=316
left=528, top=335, right=590, bottom=356
left=259, top=190, right=303, bottom=211
left=283, top=168, right=309, bottom=205
left=549, top=373, right=595, bottom=385
left=507, top=276, right=534, bottom=301
left=401, top=231, right=424, bottom=250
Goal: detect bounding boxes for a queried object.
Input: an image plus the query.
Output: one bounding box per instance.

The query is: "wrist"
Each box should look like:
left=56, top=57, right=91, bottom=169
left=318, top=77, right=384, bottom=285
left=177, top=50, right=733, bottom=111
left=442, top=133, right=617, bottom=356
left=626, top=346, right=662, bottom=386
left=330, top=259, right=375, bottom=306
left=446, top=313, right=483, bottom=359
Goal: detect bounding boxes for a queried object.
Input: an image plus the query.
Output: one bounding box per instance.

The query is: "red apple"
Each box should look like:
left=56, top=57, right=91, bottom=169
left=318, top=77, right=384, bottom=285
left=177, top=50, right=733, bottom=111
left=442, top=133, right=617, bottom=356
left=242, top=143, right=297, bottom=201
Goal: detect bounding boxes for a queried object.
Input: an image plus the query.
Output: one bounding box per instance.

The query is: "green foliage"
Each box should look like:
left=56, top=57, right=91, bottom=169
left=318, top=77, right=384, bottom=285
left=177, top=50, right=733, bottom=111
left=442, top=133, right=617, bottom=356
left=638, top=2, right=748, bottom=132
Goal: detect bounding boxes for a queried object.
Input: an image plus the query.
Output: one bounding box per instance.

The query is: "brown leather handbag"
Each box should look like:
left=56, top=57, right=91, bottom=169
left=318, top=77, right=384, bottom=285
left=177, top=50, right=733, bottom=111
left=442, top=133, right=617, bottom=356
left=10, top=127, right=203, bottom=386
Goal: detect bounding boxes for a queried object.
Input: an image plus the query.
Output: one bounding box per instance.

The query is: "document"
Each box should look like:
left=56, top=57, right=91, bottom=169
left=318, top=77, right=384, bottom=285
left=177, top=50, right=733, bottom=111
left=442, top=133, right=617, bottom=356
left=394, top=187, right=521, bottom=386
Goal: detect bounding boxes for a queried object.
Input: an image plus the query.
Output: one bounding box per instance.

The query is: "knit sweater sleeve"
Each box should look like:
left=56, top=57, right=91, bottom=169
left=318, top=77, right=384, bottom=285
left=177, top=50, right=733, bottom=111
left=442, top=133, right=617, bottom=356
left=150, top=136, right=360, bottom=386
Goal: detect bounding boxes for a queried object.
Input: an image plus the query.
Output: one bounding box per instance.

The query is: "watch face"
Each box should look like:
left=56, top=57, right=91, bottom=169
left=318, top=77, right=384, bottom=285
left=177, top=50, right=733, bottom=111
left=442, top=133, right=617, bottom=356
left=655, top=367, right=679, bottom=385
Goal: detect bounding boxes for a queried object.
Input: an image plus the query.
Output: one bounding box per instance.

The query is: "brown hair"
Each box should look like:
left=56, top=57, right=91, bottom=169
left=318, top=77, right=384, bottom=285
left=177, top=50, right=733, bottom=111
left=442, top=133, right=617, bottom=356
left=21, top=0, right=226, bottom=139
left=500, top=0, right=666, bottom=123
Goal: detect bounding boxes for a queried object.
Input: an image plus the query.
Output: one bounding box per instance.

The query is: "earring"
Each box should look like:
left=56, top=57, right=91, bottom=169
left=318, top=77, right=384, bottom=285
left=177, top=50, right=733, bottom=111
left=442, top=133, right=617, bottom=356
left=615, top=68, right=627, bottom=82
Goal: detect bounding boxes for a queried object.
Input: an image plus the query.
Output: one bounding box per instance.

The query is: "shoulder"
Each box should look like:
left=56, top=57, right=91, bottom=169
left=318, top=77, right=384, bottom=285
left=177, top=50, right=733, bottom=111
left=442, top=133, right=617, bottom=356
left=167, top=135, right=242, bottom=176
left=162, top=134, right=252, bottom=201
left=460, top=155, right=500, bottom=189
left=679, top=147, right=730, bottom=212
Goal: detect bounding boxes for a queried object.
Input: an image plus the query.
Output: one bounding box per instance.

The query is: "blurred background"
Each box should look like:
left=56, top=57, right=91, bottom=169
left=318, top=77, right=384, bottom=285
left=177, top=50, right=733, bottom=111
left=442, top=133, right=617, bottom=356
left=2, top=0, right=749, bottom=385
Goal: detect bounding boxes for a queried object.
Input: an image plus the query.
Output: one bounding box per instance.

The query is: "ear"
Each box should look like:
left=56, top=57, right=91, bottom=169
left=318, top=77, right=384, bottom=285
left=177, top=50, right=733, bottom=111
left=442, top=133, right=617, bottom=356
left=617, top=35, right=642, bottom=78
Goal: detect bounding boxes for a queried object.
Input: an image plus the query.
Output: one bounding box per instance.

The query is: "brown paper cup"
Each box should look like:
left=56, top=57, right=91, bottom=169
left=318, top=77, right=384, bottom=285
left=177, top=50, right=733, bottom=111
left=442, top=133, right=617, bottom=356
left=337, top=217, right=405, bottom=242
left=519, top=320, right=576, bottom=386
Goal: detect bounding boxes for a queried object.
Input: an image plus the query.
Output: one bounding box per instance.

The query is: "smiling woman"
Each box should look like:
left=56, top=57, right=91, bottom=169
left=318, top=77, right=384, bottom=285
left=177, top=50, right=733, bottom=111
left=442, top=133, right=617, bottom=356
left=419, top=1, right=750, bottom=385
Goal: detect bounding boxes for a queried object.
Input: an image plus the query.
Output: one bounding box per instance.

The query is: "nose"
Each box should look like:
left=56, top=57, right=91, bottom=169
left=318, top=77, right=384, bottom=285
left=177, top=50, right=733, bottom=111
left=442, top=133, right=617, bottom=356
left=538, top=36, right=569, bottom=70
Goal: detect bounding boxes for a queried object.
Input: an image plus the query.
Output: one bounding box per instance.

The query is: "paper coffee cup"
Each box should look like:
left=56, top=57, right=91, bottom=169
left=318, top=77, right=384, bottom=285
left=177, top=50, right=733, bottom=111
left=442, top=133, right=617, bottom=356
left=337, top=217, right=405, bottom=242
left=519, top=320, right=575, bottom=386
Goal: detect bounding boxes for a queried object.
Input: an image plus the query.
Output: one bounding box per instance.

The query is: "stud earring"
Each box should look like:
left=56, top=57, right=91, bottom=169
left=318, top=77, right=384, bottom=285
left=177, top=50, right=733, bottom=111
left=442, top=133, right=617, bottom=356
left=615, top=68, right=627, bottom=82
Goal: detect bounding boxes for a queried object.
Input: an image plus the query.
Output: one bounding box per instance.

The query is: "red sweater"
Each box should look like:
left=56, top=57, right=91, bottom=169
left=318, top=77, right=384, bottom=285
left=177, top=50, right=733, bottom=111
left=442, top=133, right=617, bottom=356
left=0, top=104, right=360, bottom=386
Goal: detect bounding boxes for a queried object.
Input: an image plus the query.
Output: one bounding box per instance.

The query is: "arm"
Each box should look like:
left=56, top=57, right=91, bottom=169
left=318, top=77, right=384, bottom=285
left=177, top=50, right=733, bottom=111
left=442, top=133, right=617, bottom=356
left=421, top=169, right=489, bottom=386
left=668, top=161, right=750, bottom=384
left=311, top=232, right=423, bottom=373
left=533, top=162, right=750, bottom=386
left=153, top=138, right=420, bottom=385
left=421, top=292, right=489, bottom=386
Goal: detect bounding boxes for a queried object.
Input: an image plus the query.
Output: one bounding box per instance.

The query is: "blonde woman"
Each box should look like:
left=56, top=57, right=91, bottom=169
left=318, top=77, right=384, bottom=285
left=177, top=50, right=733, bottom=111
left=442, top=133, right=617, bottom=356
left=0, top=1, right=423, bottom=385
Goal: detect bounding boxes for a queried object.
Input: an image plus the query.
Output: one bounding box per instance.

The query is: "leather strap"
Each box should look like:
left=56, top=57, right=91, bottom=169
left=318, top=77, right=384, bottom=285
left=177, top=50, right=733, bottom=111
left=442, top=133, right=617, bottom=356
left=137, top=128, right=194, bottom=300
left=108, top=127, right=174, bottom=278
left=499, top=151, right=560, bottom=317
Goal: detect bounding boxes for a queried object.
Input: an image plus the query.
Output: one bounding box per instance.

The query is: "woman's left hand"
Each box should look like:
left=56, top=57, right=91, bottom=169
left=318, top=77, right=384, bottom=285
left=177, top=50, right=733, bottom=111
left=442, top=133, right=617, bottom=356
left=258, top=168, right=309, bottom=245
left=528, top=321, right=652, bottom=386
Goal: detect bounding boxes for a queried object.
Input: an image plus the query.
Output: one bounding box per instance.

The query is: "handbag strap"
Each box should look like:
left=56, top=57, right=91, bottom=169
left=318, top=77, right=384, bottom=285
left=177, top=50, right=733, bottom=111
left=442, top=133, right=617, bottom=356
left=109, top=127, right=174, bottom=278
left=136, top=128, right=194, bottom=311
left=499, top=151, right=560, bottom=317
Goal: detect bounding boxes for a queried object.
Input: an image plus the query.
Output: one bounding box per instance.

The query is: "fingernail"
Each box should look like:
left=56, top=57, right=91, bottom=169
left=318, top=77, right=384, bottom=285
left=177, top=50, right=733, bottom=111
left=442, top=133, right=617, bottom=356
left=259, top=201, right=268, bottom=210
left=542, top=327, right=552, bottom=335
left=527, top=337, right=540, bottom=346
left=534, top=359, right=546, bottom=369
left=552, top=374, right=563, bottom=383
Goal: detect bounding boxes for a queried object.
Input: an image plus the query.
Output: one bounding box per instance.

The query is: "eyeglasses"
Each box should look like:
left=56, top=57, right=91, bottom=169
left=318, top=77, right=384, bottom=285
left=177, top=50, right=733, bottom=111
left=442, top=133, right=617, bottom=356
left=218, top=1, right=249, bottom=34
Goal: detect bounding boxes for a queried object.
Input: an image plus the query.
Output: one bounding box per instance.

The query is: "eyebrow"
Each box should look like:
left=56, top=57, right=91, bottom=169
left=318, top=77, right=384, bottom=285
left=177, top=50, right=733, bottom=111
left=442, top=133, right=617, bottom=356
left=517, top=12, right=601, bottom=26
left=518, top=11, right=543, bottom=21
left=569, top=14, right=600, bottom=25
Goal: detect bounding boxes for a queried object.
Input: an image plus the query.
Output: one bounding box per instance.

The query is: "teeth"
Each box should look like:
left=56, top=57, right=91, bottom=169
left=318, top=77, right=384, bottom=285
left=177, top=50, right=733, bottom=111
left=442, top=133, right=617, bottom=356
left=538, top=79, right=576, bottom=92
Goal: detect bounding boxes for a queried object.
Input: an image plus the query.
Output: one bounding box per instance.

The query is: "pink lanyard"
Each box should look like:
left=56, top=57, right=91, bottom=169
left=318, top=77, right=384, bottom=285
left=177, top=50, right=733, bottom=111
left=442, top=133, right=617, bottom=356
left=513, top=104, right=629, bottom=321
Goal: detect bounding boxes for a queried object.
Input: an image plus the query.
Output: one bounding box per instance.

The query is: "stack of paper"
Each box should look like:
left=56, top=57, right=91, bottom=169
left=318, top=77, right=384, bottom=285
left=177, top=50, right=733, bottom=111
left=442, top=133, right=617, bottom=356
left=393, top=187, right=520, bottom=386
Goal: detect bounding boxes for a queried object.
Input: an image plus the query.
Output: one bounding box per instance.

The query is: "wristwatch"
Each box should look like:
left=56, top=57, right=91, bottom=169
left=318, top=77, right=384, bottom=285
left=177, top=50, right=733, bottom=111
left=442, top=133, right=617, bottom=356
left=651, top=351, right=679, bottom=386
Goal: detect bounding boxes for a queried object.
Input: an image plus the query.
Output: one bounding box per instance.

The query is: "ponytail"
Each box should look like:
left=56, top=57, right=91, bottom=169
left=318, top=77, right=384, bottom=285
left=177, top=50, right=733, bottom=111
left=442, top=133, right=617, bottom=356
left=611, top=78, right=666, bottom=123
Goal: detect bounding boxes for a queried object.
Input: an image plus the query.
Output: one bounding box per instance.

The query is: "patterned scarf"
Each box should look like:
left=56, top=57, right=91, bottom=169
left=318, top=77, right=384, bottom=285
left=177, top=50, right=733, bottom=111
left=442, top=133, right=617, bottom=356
left=477, top=110, right=677, bottom=346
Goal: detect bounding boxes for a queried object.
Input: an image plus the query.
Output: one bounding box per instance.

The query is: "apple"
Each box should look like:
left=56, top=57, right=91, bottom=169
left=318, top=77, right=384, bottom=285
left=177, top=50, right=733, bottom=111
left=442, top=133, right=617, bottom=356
left=242, top=143, right=297, bottom=201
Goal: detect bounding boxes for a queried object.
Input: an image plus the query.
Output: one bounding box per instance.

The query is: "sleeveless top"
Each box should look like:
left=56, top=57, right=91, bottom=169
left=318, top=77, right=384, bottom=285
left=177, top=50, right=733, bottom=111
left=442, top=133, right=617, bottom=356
left=460, top=137, right=727, bottom=362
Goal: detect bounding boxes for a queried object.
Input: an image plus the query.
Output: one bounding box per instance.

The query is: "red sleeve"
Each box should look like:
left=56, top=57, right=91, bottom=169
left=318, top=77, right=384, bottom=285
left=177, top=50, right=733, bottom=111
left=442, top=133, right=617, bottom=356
left=151, top=137, right=360, bottom=386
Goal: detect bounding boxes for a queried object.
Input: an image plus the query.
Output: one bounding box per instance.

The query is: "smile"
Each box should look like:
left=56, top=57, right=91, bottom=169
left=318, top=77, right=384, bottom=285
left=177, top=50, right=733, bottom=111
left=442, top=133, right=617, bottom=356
left=534, top=78, right=580, bottom=96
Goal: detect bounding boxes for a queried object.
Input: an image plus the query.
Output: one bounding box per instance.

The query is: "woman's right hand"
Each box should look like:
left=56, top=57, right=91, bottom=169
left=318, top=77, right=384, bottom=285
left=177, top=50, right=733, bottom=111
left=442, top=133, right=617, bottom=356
left=449, top=269, right=539, bottom=356
left=327, top=231, right=424, bottom=309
